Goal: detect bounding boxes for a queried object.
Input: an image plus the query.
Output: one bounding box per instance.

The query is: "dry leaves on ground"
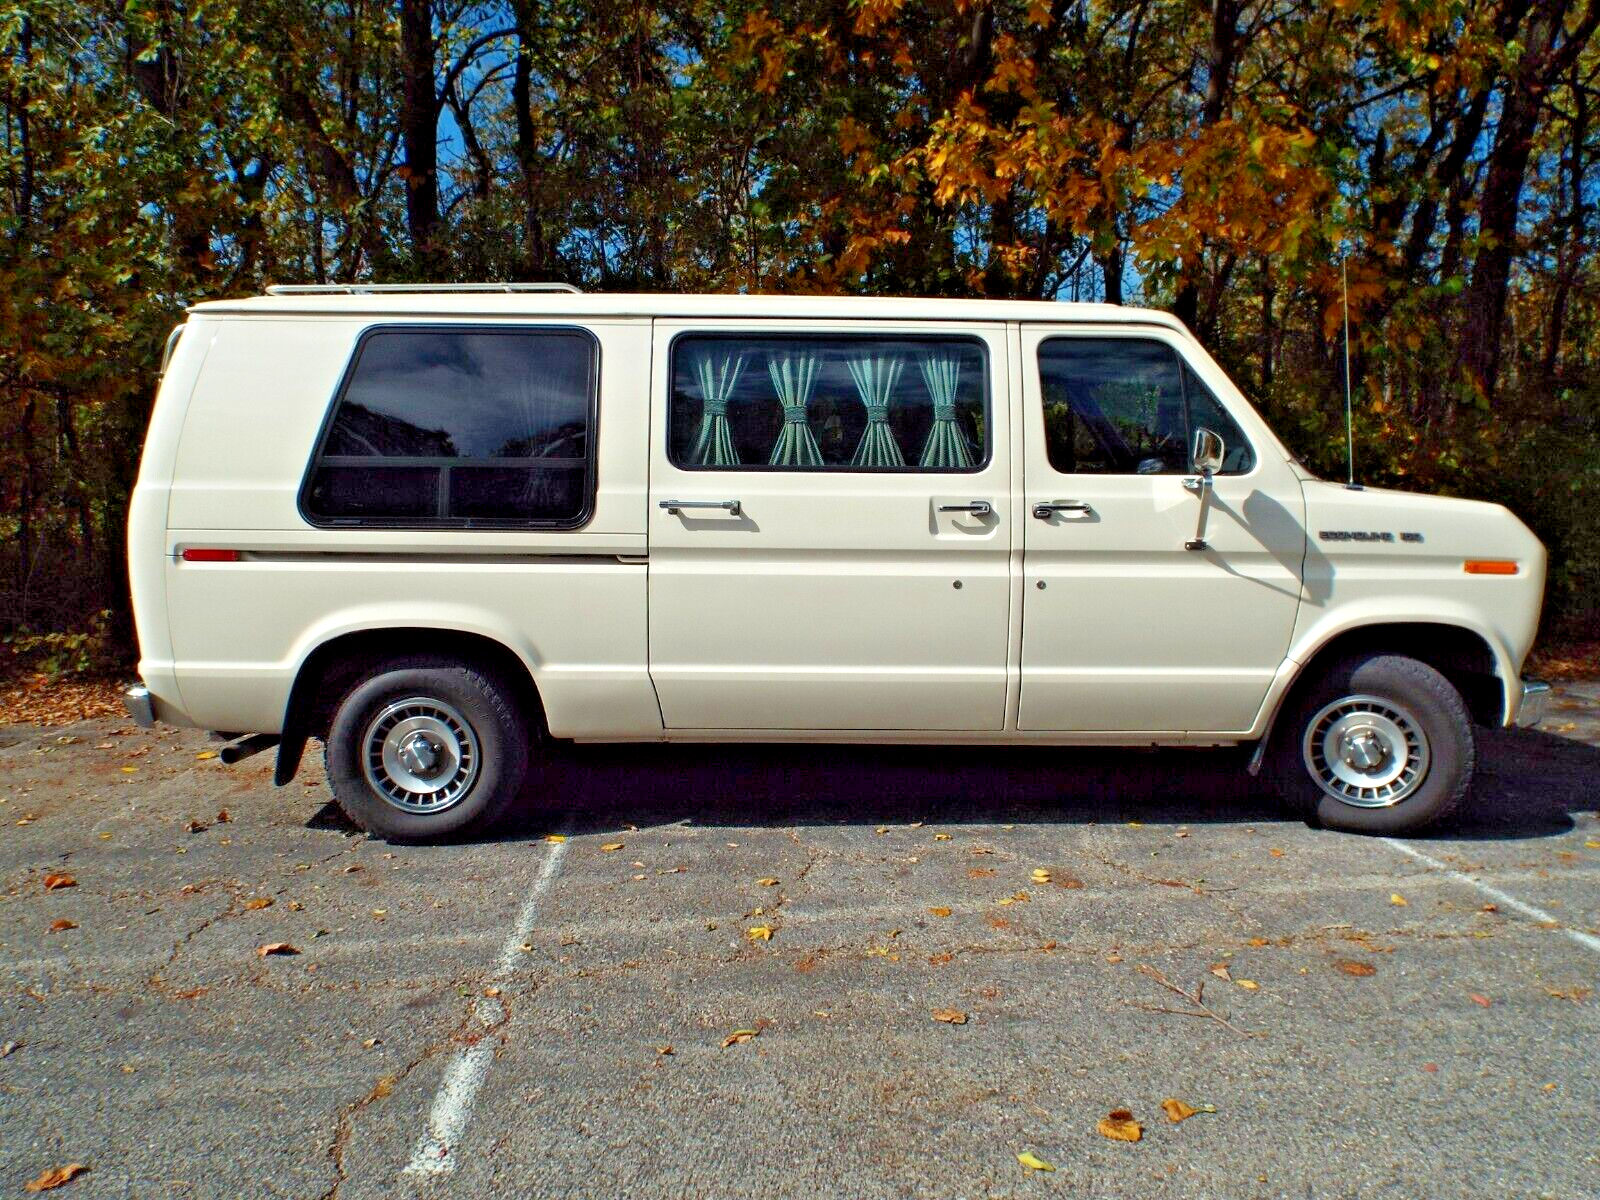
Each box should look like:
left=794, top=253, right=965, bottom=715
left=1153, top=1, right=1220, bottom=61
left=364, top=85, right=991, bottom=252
left=24, top=1164, right=89, bottom=1192
left=1097, top=1109, right=1143, bottom=1142
left=1335, top=959, right=1376, bottom=977
left=930, top=1008, right=968, bottom=1024
left=0, top=1041, right=18, bottom=1057
left=1389, top=893, right=1408, bottom=906
left=1161, top=1097, right=1216, bottom=1122
left=746, top=925, right=773, bottom=941
left=256, top=942, right=300, bottom=957
left=243, top=897, right=273, bottom=911
left=48, top=919, right=77, bottom=932
left=1470, top=993, right=1493, bottom=1008
left=0, top=675, right=123, bottom=726
left=1016, top=1151, right=1055, bottom=1172
left=756, top=878, right=779, bottom=886
left=721, top=1029, right=759, bottom=1047
left=542, top=834, right=567, bottom=844
left=600, top=842, right=624, bottom=852
left=927, top=906, right=952, bottom=918
left=1031, top=868, right=1052, bottom=884
left=42, top=873, right=76, bottom=891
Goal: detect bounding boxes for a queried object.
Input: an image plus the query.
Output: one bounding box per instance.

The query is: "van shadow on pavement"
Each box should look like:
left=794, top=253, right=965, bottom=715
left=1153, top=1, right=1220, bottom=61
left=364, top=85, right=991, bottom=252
left=461, top=724, right=1597, bottom=843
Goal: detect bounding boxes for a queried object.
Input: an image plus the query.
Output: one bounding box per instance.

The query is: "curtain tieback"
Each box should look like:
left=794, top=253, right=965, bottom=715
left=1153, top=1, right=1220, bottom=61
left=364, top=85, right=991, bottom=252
left=703, top=398, right=729, bottom=417
left=863, top=404, right=891, bottom=422
left=932, top=403, right=957, bottom=421
left=781, top=404, right=809, bottom=423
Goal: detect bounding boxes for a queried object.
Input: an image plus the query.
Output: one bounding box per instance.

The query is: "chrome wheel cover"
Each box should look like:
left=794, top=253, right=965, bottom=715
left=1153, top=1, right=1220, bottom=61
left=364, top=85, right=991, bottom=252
left=361, top=697, right=480, bottom=815
left=1302, top=694, right=1430, bottom=808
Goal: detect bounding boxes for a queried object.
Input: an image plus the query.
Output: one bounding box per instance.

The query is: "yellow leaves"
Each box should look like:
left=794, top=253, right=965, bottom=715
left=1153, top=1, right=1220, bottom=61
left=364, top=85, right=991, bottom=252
left=1097, top=1109, right=1143, bottom=1142
left=1030, top=868, right=1051, bottom=884
left=756, top=878, right=779, bottom=887
left=243, top=897, right=273, bottom=911
left=927, top=906, right=952, bottom=918
left=1235, top=979, right=1260, bottom=991
left=1016, top=1150, right=1055, bottom=1172
left=256, top=942, right=300, bottom=957
left=195, top=750, right=216, bottom=760
left=934, top=833, right=952, bottom=842
left=997, top=892, right=1028, bottom=906
left=930, top=1007, right=967, bottom=1024
left=43, top=873, right=76, bottom=891
left=1209, top=963, right=1231, bottom=981
left=24, top=1164, right=89, bottom=1192
left=746, top=925, right=774, bottom=941
left=1335, top=959, right=1376, bottom=977
left=720, top=1028, right=759, bottom=1048
left=1161, top=1098, right=1197, bottom=1123
left=1390, top=893, right=1408, bottom=906
left=600, top=843, right=624, bottom=853
left=542, top=834, right=567, bottom=844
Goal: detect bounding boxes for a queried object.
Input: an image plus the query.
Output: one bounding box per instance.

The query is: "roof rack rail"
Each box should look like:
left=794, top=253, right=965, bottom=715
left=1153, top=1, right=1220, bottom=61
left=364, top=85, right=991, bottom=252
left=263, top=282, right=582, bottom=295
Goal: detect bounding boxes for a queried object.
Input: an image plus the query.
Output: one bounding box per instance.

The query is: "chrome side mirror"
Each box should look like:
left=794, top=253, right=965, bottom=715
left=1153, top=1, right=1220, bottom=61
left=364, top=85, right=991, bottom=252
left=1191, top=427, right=1225, bottom=476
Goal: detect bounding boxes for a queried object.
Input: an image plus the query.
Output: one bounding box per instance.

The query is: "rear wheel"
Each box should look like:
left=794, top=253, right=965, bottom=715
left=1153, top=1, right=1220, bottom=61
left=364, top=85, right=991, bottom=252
left=324, top=657, right=529, bottom=841
left=1268, top=653, right=1475, bottom=834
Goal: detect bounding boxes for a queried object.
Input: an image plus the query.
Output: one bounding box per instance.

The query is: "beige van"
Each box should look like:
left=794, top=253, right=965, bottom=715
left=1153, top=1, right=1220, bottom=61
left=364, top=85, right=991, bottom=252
left=125, top=284, right=1549, bottom=840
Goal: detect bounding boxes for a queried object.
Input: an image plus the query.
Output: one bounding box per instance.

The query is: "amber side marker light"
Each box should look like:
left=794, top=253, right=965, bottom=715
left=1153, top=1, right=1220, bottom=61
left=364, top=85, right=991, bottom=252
left=181, top=548, right=241, bottom=562
left=1464, top=560, right=1518, bottom=575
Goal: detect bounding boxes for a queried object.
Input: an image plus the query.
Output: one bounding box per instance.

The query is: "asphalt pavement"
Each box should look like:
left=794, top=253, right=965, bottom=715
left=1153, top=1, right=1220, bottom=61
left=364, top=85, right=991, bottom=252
left=2, top=686, right=1598, bottom=1198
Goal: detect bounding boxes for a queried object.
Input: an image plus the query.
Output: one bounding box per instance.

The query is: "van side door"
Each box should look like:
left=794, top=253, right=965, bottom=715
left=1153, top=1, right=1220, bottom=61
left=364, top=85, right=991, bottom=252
left=647, top=321, right=1012, bottom=731
left=1018, top=327, right=1306, bottom=732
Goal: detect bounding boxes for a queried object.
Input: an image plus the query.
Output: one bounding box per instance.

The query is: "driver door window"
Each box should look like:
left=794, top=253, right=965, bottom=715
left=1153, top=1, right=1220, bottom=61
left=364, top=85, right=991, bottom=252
left=1039, top=338, right=1253, bottom=475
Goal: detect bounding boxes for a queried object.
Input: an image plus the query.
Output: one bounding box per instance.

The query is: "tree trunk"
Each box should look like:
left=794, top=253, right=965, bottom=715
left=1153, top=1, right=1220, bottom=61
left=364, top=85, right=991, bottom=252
left=399, top=0, right=441, bottom=274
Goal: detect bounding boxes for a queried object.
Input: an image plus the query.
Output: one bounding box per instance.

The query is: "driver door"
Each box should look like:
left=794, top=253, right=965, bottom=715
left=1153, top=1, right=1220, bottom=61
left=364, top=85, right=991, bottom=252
left=1018, top=327, right=1306, bottom=732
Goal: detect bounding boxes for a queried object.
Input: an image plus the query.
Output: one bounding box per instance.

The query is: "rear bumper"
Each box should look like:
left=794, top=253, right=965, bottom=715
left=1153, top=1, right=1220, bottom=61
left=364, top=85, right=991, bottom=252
left=1514, top=679, right=1551, bottom=729
left=124, top=685, right=157, bottom=728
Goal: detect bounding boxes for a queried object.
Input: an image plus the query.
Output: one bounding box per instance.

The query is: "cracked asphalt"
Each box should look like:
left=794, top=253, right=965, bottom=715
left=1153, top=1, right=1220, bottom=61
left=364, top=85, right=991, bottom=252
left=2, top=685, right=1598, bottom=1198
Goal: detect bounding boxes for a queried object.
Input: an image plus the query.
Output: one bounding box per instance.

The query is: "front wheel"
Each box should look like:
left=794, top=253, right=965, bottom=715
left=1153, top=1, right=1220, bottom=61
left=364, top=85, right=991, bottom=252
left=1268, top=653, right=1475, bottom=834
left=324, top=658, right=530, bottom=841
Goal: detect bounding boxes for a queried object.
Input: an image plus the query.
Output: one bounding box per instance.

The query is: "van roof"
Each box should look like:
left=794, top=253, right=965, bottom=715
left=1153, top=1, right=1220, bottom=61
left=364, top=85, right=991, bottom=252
left=189, top=289, right=1191, bottom=333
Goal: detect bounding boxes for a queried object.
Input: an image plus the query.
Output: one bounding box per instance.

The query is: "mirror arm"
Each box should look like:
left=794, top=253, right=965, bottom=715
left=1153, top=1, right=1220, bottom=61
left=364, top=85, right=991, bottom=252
left=1184, top=467, right=1214, bottom=551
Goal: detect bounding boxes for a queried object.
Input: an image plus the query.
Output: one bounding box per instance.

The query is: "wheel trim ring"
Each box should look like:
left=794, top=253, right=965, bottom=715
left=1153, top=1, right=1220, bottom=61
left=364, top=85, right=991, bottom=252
left=361, top=697, right=481, bottom=816
left=1302, top=694, right=1430, bottom=809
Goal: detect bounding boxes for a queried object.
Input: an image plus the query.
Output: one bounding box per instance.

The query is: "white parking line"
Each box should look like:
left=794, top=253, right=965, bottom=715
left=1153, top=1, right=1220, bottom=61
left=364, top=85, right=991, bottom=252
left=403, top=832, right=570, bottom=1177
left=1381, top=837, right=1600, bottom=957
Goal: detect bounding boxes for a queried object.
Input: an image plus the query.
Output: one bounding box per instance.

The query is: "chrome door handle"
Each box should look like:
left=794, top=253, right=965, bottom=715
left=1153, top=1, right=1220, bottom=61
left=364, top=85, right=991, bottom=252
left=1032, top=501, right=1093, bottom=519
left=937, top=501, right=993, bottom=516
left=660, top=499, right=742, bottom=516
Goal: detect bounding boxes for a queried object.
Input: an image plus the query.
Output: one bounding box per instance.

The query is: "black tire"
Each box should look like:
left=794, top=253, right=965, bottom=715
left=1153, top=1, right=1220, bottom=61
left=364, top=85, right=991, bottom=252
left=1267, top=653, right=1475, bottom=834
left=324, top=657, right=530, bottom=842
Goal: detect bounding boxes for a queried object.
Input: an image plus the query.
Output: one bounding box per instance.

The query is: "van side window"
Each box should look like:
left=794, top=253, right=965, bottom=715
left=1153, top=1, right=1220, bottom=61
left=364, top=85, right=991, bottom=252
left=669, top=335, right=988, bottom=471
left=303, top=327, right=596, bottom=527
left=1039, top=338, right=1253, bottom=475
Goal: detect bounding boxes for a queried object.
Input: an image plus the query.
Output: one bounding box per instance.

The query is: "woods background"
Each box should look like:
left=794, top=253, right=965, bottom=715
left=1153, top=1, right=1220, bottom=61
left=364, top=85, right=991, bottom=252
left=3, top=0, right=1598, bottom=674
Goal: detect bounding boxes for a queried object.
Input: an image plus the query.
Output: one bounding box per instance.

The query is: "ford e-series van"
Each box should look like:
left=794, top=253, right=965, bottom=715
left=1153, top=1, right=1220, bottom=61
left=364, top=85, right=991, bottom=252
left=124, top=284, right=1549, bottom=841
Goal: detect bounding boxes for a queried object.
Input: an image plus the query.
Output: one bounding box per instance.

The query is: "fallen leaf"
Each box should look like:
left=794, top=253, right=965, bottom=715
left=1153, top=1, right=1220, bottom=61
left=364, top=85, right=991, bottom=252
left=243, top=897, right=273, bottom=911
left=195, top=750, right=217, bottom=761
left=746, top=925, right=774, bottom=941
left=875, top=826, right=889, bottom=835
left=1016, top=1150, right=1055, bottom=1172
left=1247, top=937, right=1269, bottom=947
left=287, top=900, right=303, bottom=911
left=927, top=906, right=952, bottom=918
left=1127, top=820, right=1143, bottom=828
left=1209, top=963, right=1232, bottom=981
left=543, top=834, right=567, bottom=844
left=1469, top=992, right=1492, bottom=1008
left=930, top=1008, right=968, bottom=1024
left=371, top=1076, right=395, bottom=1099
left=1422, top=1062, right=1438, bottom=1073
left=1389, top=893, right=1408, bottom=907
left=483, top=986, right=501, bottom=998
left=967, top=867, right=994, bottom=878
left=1161, top=1098, right=1198, bottom=1123
left=1105, top=952, right=1124, bottom=964
left=1585, top=840, right=1600, bottom=850
left=934, top=833, right=951, bottom=841
left=1031, top=868, right=1052, bottom=883
left=656, top=1044, right=673, bottom=1056
left=24, top=1165, right=89, bottom=1192
left=756, top=877, right=779, bottom=886
left=1481, top=903, right=1498, bottom=912
left=928, top=952, right=953, bottom=965
left=600, top=842, right=624, bottom=852
left=42, top=873, right=76, bottom=891
left=1055, top=874, right=1085, bottom=889
left=0, top=1041, right=18, bottom=1057
left=183, top=819, right=209, bottom=834
left=1097, top=1109, right=1143, bottom=1142
left=256, top=942, right=300, bottom=957
left=1236, top=979, right=1260, bottom=990
left=721, top=1029, right=759, bottom=1047
left=1544, top=985, right=1592, bottom=1003
left=362, top=1037, right=380, bottom=1049
left=1269, top=848, right=1285, bottom=857
left=215, top=810, right=230, bottom=823
left=120, top=766, right=137, bottom=773
left=48, top=919, right=77, bottom=932
left=1335, top=959, right=1376, bottom=977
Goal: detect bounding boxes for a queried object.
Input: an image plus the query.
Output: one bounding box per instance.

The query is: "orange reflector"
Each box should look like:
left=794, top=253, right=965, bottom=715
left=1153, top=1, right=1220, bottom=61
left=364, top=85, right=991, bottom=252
left=1464, top=560, right=1517, bottom=575
left=181, top=548, right=240, bottom=562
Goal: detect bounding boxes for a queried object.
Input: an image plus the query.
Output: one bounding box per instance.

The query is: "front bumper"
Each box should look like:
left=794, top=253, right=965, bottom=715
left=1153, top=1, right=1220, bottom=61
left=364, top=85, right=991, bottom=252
left=1515, top=679, right=1551, bottom=729
left=124, top=685, right=156, bottom=728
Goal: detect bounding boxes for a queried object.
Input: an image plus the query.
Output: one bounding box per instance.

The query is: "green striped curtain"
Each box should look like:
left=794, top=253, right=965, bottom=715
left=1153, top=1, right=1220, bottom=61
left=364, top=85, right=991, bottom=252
left=689, top=351, right=746, bottom=466
left=918, top=351, right=974, bottom=468
left=766, top=351, right=824, bottom=467
left=847, top=354, right=905, bottom=467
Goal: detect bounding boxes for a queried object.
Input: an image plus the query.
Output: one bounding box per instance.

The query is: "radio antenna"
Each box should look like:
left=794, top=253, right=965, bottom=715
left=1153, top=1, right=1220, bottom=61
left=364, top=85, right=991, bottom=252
left=1342, top=253, right=1357, bottom=489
